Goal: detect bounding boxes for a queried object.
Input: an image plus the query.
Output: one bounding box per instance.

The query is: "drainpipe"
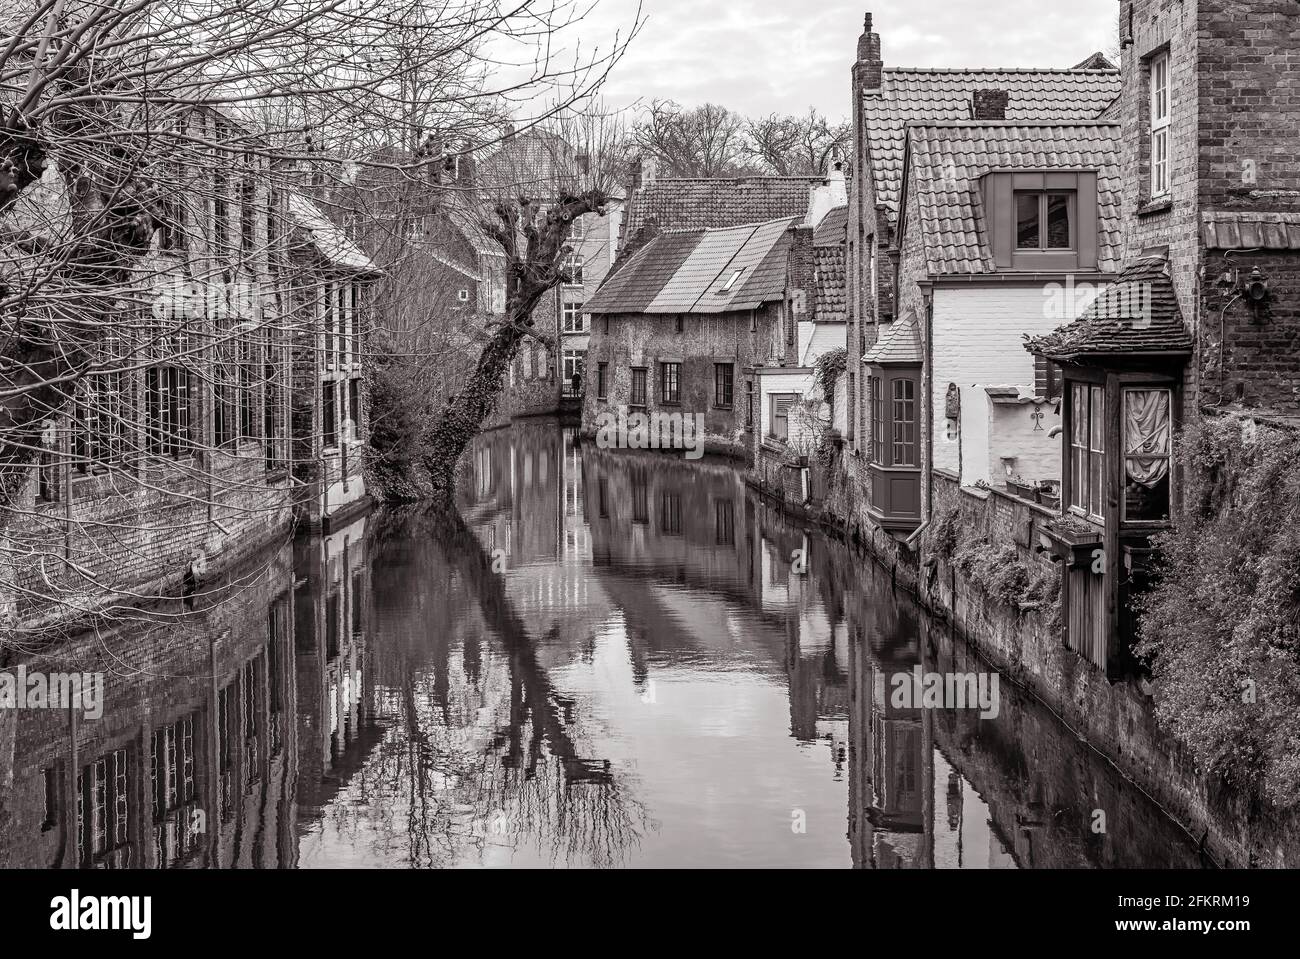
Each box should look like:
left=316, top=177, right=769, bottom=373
left=924, top=292, right=935, bottom=523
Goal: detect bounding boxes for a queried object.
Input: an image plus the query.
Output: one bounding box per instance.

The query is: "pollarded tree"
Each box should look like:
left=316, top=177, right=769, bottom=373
left=421, top=108, right=630, bottom=500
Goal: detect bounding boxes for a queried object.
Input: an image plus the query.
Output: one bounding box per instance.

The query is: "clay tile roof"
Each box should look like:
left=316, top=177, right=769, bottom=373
left=905, top=121, right=1121, bottom=275
left=585, top=217, right=796, bottom=315
left=1024, top=254, right=1193, bottom=360
left=814, top=245, right=847, bottom=323
left=864, top=67, right=1120, bottom=216
left=1202, top=211, right=1300, bottom=250
left=863, top=310, right=923, bottom=365
left=622, top=176, right=821, bottom=241
left=813, top=204, right=848, bottom=246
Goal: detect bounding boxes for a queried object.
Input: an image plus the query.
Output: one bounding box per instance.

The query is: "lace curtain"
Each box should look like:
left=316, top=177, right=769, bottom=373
left=1124, top=389, right=1170, bottom=486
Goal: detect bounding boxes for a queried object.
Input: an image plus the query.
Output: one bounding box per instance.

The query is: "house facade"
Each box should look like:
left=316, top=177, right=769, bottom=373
left=841, top=12, right=1120, bottom=536
left=1, top=107, right=378, bottom=632
left=1025, top=0, right=1300, bottom=673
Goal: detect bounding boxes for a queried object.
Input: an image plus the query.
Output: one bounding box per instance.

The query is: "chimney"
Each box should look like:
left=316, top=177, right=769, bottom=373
left=502, top=121, right=516, bottom=143
left=804, top=152, right=849, bottom=229
left=972, top=88, right=1010, bottom=121
left=854, top=12, right=883, bottom=93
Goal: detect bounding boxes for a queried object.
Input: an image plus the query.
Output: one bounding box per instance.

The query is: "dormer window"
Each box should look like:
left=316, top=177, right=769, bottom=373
left=984, top=171, right=1098, bottom=272
left=1016, top=192, right=1073, bottom=250
left=720, top=268, right=744, bottom=293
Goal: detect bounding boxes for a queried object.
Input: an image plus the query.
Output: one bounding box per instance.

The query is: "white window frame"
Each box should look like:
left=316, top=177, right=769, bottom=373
left=563, top=253, right=584, bottom=287
left=1149, top=51, right=1171, bottom=198
left=562, top=301, right=585, bottom=333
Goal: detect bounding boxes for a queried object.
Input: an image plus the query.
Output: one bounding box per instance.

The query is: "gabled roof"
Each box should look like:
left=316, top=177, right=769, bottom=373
left=1024, top=254, right=1193, bottom=360
left=1202, top=211, right=1300, bottom=250
left=864, top=67, right=1120, bottom=216
left=287, top=192, right=378, bottom=273
left=813, top=205, right=848, bottom=246
left=621, top=176, right=822, bottom=241
left=585, top=217, right=796, bottom=314
left=903, top=121, right=1121, bottom=275
left=863, top=311, right=922, bottom=365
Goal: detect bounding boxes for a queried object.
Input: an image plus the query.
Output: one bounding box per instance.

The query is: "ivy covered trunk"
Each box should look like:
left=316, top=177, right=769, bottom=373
left=420, top=189, right=608, bottom=504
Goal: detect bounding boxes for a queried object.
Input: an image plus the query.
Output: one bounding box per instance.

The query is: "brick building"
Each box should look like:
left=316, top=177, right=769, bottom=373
left=841, top=11, right=1119, bottom=535
left=1025, top=0, right=1300, bottom=672
left=1, top=106, right=378, bottom=633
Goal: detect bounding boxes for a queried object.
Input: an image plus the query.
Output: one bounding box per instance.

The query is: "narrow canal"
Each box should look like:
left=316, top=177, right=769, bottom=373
left=0, top=419, right=1203, bottom=868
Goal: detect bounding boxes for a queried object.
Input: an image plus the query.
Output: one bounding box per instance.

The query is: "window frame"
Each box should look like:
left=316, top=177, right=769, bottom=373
left=562, top=300, right=585, bottom=333
left=1015, top=190, right=1076, bottom=252
left=770, top=392, right=800, bottom=441
left=1149, top=51, right=1171, bottom=199
left=629, top=366, right=648, bottom=407
left=563, top=253, right=584, bottom=287
left=713, top=363, right=734, bottom=409
left=596, top=362, right=608, bottom=400
left=1121, top=385, right=1173, bottom=525
left=1067, top=381, right=1106, bottom=524
left=659, top=361, right=681, bottom=405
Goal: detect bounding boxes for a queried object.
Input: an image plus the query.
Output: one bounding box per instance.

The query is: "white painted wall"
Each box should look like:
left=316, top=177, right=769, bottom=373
left=932, top=282, right=1103, bottom=484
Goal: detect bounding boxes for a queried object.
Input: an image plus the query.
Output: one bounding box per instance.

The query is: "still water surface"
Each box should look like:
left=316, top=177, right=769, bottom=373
left=0, top=420, right=1202, bottom=868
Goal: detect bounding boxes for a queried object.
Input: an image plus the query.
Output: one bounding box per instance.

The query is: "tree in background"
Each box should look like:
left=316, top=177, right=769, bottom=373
left=744, top=108, right=851, bottom=176
left=631, top=99, right=753, bottom=178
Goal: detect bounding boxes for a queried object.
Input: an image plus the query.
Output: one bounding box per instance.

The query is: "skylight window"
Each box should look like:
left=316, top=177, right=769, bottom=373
left=719, top=268, right=744, bottom=293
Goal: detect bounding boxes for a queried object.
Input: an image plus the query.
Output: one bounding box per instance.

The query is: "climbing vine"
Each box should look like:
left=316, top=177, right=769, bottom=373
left=1136, top=413, right=1300, bottom=806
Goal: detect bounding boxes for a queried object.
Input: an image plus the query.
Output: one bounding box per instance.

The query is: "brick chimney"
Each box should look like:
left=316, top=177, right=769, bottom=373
left=972, top=88, right=1010, bottom=120
left=854, top=12, right=883, bottom=93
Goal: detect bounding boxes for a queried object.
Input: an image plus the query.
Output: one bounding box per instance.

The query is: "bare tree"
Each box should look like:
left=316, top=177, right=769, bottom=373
left=744, top=108, right=851, bottom=176
left=420, top=106, right=631, bottom=501
left=1, top=0, right=637, bottom=636
left=631, top=99, right=754, bottom=178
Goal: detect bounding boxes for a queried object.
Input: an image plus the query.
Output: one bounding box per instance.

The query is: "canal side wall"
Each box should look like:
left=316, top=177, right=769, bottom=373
left=754, top=455, right=1300, bottom=867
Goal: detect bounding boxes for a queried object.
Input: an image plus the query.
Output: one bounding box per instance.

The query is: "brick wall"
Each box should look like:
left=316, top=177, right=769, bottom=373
left=581, top=303, right=784, bottom=458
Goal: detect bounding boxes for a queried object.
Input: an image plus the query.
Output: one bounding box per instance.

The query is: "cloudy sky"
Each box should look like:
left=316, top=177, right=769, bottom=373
left=568, top=0, right=1118, bottom=120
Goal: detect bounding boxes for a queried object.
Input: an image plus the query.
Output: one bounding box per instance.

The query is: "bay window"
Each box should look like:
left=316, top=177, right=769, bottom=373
left=1122, top=387, right=1171, bottom=522
left=1069, top=382, right=1105, bottom=520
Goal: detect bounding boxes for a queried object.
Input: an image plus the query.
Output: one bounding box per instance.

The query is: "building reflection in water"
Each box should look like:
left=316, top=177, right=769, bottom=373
left=0, top=420, right=1203, bottom=868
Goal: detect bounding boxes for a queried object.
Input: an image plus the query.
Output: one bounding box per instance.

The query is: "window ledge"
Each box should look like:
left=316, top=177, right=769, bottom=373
left=1137, top=197, right=1172, bottom=217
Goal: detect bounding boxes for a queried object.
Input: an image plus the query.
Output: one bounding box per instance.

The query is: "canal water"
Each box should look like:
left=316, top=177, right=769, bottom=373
left=0, top=419, right=1203, bottom=868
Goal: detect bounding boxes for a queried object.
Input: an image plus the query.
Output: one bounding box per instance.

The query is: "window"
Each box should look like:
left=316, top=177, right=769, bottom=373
left=563, top=350, right=584, bottom=392
left=562, top=301, right=585, bottom=332
left=674, top=314, right=684, bottom=333
left=1016, top=192, right=1073, bottom=250
left=771, top=393, right=799, bottom=441
left=457, top=289, right=469, bottom=303
left=1069, top=382, right=1105, bottom=519
left=72, top=369, right=128, bottom=474
left=660, top=491, right=682, bottom=534
left=146, top=361, right=190, bottom=459
left=714, top=499, right=735, bottom=546
left=264, top=330, right=285, bottom=471
left=659, top=361, right=681, bottom=404
left=238, top=337, right=258, bottom=441
left=1149, top=51, right=1171, bottom=198
left=631, top=474, right=648, bottom=523
left=1123, top=388, right=1171, bottom=522
left=1034, top=354, right=1063, bottom=401
left=322, top=382, right=338, bottom=448
left=714, top=363, right=734, bottom=408
left=847, top=372, right=856, bottom=442
left=891, top=378, right=917, bottom=466
left=720, top=268, right=744, bottom=293
left=568, top=216, right=585, bottom=240
left=596, top=362, right=608, bottom=400
left=870, top=376, right=884, bottom=464
left=240, top=170, right=255, bottom=253
left=630, top=367, right=647, bottom=407
left=563, top=254, right=584, bottom=286
left=347, top=378, right=361, bottom=440
left=746, top=379, right=754, bottom=427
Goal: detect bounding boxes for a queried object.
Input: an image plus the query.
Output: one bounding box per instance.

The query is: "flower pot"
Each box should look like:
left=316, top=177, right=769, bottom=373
left=1006, top=480, right=1034, bottom=499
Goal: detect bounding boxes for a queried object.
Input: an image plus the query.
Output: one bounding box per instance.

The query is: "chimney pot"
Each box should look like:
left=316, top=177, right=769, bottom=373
left=972, top=89, right=1010, bottom=121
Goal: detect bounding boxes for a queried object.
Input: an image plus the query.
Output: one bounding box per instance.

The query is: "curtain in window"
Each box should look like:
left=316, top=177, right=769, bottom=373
left=1124, top=389, right=1170, bottom=486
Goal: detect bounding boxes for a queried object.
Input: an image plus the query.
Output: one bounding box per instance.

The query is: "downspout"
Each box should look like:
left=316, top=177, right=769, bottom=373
left=905, top=294, right=937, bottom=553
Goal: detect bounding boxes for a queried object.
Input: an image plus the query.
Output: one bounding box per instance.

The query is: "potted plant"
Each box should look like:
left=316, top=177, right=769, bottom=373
left=1006, top=474, right=1035, bottom=499
left=1034, top=479, right=1061, bottom=510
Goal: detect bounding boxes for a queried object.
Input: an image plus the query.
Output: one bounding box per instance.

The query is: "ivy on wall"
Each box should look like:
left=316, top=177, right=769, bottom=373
left=1136, top=413, right=1300, bottom=806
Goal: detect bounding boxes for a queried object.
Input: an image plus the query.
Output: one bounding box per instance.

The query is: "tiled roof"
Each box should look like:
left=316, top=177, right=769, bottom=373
left=814, top=245, right=847, bottom=323
left=287, top=192, right=378, bottom=273
left=813, top=205, right=848, bottom=246
left=1202, top=211, right=1300, bottom=250
left=863, top=311, right=922, bottom=365
left=865, top=67, right=1120, bottom=216
left=621, top=176, right=821, bottom=241
left=904, top=121, right=1121, bottom=275
left=1024, top=254, right=1193, bottom=360
left=585, top=217, right=796, bottom=314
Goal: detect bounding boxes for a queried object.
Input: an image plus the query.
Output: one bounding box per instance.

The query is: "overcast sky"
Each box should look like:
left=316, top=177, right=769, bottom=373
left=574, top=0, right=1118, bottom=120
